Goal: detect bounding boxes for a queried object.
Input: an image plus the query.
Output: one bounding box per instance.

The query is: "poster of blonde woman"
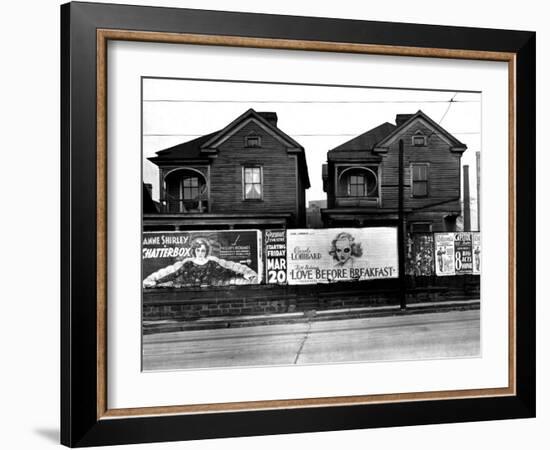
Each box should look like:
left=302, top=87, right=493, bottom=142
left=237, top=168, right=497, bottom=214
left=139, top=77, right=481, bottom=372
left=286, top=228, right=398, bottom=285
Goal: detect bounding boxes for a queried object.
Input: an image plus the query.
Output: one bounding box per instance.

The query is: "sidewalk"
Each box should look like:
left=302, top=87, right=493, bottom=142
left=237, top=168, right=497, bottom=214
left=143, top=298, right=480, bottom=334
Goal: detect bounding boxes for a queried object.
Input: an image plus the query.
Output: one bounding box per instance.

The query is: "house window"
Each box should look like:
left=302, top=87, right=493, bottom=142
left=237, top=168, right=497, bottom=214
left=337, top=166, right=378, bottom=198
left=182, top=176, right=199, bottom=200
left=412, top=133, right=427, bottom=147
left=411, top=163, right=429, bottom=197
left=164, top=169, right=208, bottom=213
left=348, top=174, right=366, bottom=197
left=410, top=222, right=432, bottom=233
left=245, top=135, right=261, bottom=148
left=243, top=166, right=262, bottom=200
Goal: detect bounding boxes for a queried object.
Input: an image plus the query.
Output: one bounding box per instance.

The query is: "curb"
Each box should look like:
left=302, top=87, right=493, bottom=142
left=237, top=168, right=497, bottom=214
left=143, top=299, right=480, bottom=334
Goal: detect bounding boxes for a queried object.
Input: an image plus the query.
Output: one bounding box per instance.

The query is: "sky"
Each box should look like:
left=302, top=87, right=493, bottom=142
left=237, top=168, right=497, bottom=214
left=142, top=78, right=481, bottom=229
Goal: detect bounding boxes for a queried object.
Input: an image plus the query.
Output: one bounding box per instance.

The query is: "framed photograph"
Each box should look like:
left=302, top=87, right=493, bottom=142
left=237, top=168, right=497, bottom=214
left=61, top=1, right=535, bottom=447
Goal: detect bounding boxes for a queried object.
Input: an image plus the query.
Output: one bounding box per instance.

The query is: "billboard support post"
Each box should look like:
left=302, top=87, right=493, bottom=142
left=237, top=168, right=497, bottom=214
left=398, top=139, right=407, bottom=310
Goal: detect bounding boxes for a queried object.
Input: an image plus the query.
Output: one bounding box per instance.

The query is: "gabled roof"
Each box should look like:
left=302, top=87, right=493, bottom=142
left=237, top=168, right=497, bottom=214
left=151, top=130, right=220, bottom=161
left=149, top=108, right=310, bottom=188
left=201, top=108, right=304, bottom=151
left=327, top=110, right=467, bottom=161
left=374, top=110, right=467, bottom=152
left=208, top=109, right=310, bottom=188
left=328, top=122, right=396, bottom=160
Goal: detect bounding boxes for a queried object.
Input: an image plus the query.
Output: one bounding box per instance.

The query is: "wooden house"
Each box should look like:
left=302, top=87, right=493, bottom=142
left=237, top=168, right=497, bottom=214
left=145, top=109, right=310, bottom=230
left=322, top=111, right=467, bottom=232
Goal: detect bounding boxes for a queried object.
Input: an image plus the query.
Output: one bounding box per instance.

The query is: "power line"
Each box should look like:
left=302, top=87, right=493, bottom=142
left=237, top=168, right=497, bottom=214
left=144, top=75, right=481, bottom=94
left=143, top=99, right=479, bottom=104
left=438, top=93, right=458, bottom=125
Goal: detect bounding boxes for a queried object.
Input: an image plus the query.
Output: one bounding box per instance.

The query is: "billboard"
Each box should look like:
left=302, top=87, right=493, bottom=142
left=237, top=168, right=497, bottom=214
left=264, top=229, right=287, bottom=284
left=142, top=230, right=262, bottom=288
left=454, top=232, right=473, bottom=274
left=286, top=227, right=398, bottom=285
left=472, top=232, right=481, bottom=275
left=434, top=232, right=481, bottom=276
left=407, top=233, right=435, bottom=276
left=434, top=233, right=456, bottom=276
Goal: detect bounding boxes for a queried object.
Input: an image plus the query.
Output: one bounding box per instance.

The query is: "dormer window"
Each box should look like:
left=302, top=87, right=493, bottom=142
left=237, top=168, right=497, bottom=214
left=245, top=135, right=261, bottom=148
left=412, top=132, right=427, bottom=147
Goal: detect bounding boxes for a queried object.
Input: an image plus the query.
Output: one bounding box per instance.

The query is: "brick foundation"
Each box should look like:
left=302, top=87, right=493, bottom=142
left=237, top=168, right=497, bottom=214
left=143, top=275, right=479, bottom=321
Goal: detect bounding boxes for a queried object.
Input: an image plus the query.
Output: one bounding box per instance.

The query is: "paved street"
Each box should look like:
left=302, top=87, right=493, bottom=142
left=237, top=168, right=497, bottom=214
left=142, top=309, right=480, bottom=371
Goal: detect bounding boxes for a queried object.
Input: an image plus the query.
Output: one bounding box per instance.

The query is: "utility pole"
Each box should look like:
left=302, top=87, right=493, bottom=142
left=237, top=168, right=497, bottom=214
left=463, top=165, right=471, bottom=231
left=398, top=140, right=406, bottom=310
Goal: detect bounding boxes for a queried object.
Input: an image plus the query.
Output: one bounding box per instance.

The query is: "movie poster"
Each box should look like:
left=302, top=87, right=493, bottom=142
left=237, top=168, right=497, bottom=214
left=454, top=232, right=473, bottom=274
left=286, top=227, right=398, bottom=285
left=472, top=232, right=481, bottom=275
left=264, top=229, right=287, bottom=284
left=142, top=230, right=262, bottom=287
left=407, top=233, right=435, bottom=276
left=434, top=233, right=456, bottom=276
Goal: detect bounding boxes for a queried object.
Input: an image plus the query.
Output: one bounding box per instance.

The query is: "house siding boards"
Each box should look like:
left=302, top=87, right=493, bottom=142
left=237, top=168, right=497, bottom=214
left=210, top=121, right=298, bottom=216
left=379, top=122, right=461, bottom=213
left=297, top=162, right=306, bottom=226
left=146, top=109, right=308, bottom=230
left=322, top=111, right=466, bottom=231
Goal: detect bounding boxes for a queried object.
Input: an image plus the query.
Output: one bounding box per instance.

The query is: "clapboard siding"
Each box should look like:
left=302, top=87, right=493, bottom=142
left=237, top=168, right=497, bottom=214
left=380, top=122, right=461, bottom=211
left=324, top=116, right=464, bottom=230
left=210, top=122, right=298, bottom=216
left=407, top=211, right=459, bottom=232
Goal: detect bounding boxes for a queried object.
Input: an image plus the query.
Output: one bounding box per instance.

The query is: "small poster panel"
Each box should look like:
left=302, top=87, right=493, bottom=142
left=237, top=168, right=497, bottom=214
left=454, top=232, right=473, bottom=274
left=264, top=229, right=287, bottom=284
left=286, top=227, right=398, bottom=285
left=434, top=233, right=456, bottom=276
left=142, top=230, right=262, bottom=287
left=407, top=233, right=435, bottom=276
left=472, top=232, right=481, bottom=275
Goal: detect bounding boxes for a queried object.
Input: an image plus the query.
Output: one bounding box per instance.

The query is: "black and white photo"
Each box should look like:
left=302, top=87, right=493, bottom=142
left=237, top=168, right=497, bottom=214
left=58, top=3, right=536, bottom=445
left=141, top=78, right=482, bottom=371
